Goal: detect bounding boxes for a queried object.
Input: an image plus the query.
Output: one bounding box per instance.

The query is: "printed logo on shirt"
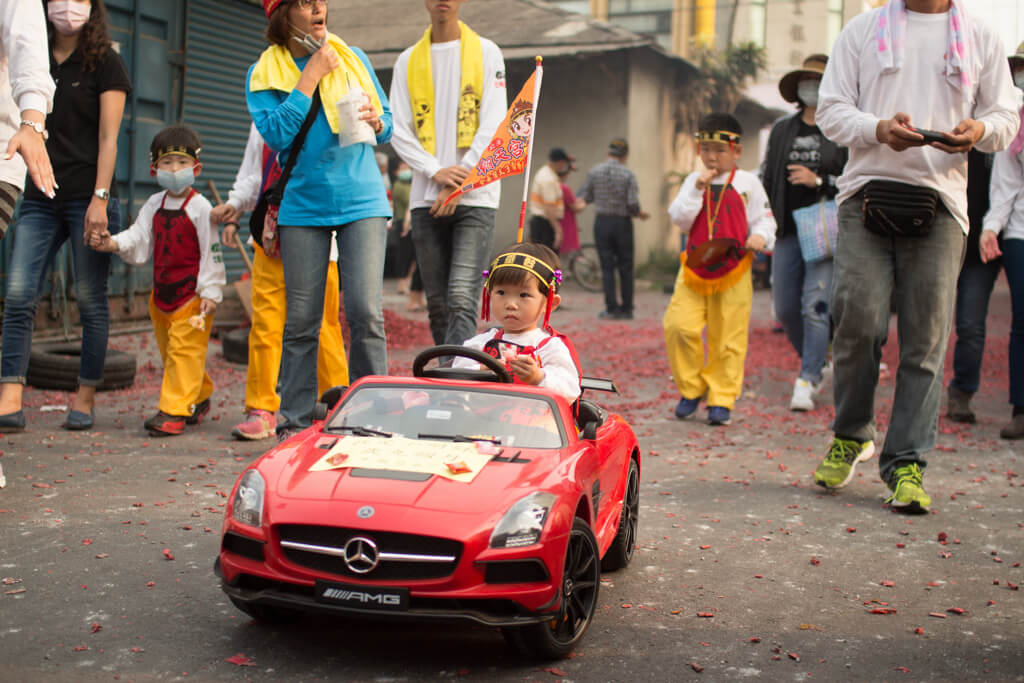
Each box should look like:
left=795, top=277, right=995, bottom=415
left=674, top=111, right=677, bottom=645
left=494, top=70, right=506, bottom=89
left=787, top=134, right=822, bottom=168
left=211, top=241, right=223, bottom=264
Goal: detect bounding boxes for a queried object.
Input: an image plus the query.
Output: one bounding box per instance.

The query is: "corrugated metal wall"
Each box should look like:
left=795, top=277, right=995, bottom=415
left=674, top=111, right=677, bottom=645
left=182, top=0, right=266, bottom=282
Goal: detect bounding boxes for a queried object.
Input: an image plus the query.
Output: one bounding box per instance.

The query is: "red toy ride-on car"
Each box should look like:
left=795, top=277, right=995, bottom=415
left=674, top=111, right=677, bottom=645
left=216, top=345, right=641, bottom=659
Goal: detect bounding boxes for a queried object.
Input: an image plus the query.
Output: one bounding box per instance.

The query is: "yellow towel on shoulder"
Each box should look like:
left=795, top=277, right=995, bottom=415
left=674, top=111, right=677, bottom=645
left=249, top=33, right=381, bottom=134
left=407, top=21, right=484, bottom=156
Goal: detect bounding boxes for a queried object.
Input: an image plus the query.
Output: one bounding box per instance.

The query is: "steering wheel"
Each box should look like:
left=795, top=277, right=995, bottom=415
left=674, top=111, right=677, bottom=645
left=412, top=345, right=512, bottom=384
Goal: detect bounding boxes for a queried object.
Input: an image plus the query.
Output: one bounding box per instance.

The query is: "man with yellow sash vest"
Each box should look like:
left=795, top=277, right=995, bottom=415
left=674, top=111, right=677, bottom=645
left=663, top=113, right=776, bottom=427
left=390, top=0, right=507, bottom=347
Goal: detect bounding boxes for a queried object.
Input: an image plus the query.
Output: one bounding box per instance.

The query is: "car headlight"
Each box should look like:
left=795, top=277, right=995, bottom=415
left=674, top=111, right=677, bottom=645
left=490, top=492, right=557, bottom=549
left=231, top=470, right=265, bottom=528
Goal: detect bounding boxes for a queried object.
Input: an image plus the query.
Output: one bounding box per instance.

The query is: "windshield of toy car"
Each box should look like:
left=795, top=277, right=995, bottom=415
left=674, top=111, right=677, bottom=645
left=326, top=385, right=565, bottom=449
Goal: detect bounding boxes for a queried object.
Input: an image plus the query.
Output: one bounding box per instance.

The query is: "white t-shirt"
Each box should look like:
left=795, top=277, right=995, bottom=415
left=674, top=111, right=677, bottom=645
left=530, top=163, right=563, bottom=219
left=113, top=190, right=226, bottom=303
left=453, top=327, right=581, bottom=402
left=390, top=36, right=507, bottom=210
left=816, top=8, right=1021, bottom=232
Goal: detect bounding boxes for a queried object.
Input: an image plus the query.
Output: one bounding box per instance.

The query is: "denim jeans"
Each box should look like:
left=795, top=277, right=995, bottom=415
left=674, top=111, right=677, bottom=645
left=594, top=214, right=634, bottom=314
left=277, top=219, right=387, bottom=430
left=771, top=234, right=834, bottom=384
left=1000, top=239, right=1024, bottom=408
left=1, top=197, right=122, bottom=386
left=950, top=254, right=1001, bottom=395
left=410, top=206, right=496, bottom=346
left=831, top=194, right=964, bottom=480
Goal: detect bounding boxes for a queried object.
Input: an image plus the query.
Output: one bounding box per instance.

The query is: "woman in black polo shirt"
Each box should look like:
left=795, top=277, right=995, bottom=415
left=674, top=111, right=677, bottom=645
left=0, top=0, right=130, bottom=433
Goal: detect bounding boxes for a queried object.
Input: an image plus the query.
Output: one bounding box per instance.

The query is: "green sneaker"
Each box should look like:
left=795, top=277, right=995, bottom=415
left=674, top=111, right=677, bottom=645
left=885, top=463, right=931, bottom=513
left=813, top=438, right=875, bottom=489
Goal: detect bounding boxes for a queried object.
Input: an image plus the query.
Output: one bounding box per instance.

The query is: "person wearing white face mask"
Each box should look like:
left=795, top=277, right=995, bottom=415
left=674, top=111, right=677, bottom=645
left=0, top=0, right=129, bottom=434
left=91, top=124, right=226, bottom=437
left=760, top=54, right=848, bottom=413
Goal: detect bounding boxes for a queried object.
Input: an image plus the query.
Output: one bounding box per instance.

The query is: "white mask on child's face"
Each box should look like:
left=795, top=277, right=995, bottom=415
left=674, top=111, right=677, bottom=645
left=157, top=167, right=195, bottom=195
left=48, top=1, right=91, bottom=36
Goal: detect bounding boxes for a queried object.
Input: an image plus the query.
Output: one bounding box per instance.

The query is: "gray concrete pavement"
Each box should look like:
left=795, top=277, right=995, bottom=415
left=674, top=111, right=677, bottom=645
left=1, top=279, right=1021, bottom=681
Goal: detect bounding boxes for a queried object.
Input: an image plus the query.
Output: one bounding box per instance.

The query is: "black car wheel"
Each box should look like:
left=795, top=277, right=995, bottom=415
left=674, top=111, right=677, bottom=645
left=26, top=344, right=136, bottom=391
left=600, top=457, right=639, bottom=571
left=504, top=517, right=600, bottom=659
left=568, top=244, right=604, bottom=292
left=228, top=597, right=299, bottom=624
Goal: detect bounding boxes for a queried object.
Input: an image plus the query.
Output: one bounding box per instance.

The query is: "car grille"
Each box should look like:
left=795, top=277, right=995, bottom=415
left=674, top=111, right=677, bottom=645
left=276, top=524, right=463, bottom=581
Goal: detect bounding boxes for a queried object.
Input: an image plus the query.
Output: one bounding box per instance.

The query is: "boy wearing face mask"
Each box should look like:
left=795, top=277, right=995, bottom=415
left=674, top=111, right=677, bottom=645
left=91, top=124, right=226, bottom=436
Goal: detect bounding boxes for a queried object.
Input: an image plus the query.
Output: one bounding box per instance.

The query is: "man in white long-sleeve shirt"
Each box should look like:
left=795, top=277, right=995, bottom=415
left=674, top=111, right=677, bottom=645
left=812, top=0, right=1021, bottom=513
left=0, top=0, right=56, bottom=238
left=390, top=0, right=506, bottom=347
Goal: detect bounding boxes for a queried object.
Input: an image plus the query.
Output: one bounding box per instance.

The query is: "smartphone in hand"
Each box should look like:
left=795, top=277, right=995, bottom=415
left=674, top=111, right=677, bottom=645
left=914, top=128, right=950, bottom=145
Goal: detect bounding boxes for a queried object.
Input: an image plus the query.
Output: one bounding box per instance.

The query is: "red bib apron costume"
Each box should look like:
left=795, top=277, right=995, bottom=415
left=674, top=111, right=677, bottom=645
left=153, top=189, right=201, bottom=312
left=682, top=171, right=754, bottom=296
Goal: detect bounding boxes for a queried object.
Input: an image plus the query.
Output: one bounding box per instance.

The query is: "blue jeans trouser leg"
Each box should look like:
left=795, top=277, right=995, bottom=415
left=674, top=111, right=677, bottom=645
left=1, top=197, right=120, bottom=386
left=771, top=234, right=834, bottom=384
left=410, top=206, right=496, bottom=346
left=831, top=196, right=964, bottom=481
left=1000, top=239, right=1024, bottom=408
left=277, top=219, right=387, bottom=430
left=950, top=256, right=1001, bottom=395
left=594, top=214, right=634, bottom=313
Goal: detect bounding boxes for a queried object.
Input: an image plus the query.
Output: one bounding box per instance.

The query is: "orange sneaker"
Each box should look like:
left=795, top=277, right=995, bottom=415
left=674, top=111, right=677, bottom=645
left=231, top=409, right=276, bottom=440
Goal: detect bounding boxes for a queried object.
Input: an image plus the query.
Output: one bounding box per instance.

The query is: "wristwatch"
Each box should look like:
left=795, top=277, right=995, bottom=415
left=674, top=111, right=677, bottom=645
left=94, top=188, right=109, bottom=200
left=20, top=119, right=48, bottom=140
left=814, top=176, right=824, bottom=188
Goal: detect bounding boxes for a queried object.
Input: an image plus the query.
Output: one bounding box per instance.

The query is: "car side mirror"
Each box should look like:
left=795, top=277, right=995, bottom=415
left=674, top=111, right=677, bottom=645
left=313, top=401, right=329, bottom=422
left=582, top=421, right=598, bottom=440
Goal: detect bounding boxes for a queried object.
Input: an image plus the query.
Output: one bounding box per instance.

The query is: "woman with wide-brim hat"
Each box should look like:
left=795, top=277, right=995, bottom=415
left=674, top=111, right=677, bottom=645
left=760, top=54, right=848, bottom=412
left=247, top=0, right=393, bottom=439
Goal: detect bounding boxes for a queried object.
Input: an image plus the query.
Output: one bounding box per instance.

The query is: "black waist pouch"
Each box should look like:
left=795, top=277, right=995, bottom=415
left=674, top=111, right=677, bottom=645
left=862, top=180, right=940, bottom=238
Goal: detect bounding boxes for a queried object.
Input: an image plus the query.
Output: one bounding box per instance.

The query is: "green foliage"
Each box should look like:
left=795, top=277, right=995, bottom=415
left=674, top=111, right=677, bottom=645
left=690, top=42, right=768, bottom=114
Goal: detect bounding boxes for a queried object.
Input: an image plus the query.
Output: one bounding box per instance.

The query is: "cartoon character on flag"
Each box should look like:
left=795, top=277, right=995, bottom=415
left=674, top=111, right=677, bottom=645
left=444, top=58, right=543, bottom=242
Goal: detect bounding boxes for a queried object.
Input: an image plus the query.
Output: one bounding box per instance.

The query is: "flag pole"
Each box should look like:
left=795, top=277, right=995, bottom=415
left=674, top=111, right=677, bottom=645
left=516, top=56, right=544, bottom=243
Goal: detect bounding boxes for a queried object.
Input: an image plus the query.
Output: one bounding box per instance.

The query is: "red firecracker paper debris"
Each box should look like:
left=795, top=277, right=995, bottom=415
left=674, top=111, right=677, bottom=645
left=914, top=627, right=924, bottom=635
left=162, top=549, right=174, bottom=560
left=946, top=607, right=966, bottom=615
left=810, top=556, right=821, bottom=566
left=90, top=622, right=102, bottom=633
left=928, top=612, right=947, bottom=619
left=543, top=667, right=567, bottom=676
left=690, top=662, right=704, bottom=673
left=697, top=611, right=715, bottom=618
left=788, top=653, right=800, bottom=661
left=937, top=531, right=948, bottom=542
left=748, top=637, right=761, bottom=643
left=225, top=653, right=254, bottom=666
left=870, top=607, right=897, bottom=614
left=880, top=580, right=895, bottom=587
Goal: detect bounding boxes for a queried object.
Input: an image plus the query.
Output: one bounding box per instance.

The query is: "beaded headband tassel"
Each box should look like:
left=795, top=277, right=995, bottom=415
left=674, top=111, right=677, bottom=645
left=150, top=144, right=201, bottom=166
left=480, top=252, right=563, bottom=329
left=695, top=130, right=741, bottom=145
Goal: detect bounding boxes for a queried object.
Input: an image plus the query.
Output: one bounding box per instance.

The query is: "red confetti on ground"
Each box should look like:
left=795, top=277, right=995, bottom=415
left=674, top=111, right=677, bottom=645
left=754, top=574, right=763, bottom=579
left=929, top=612, right=947, bottom=619
left=846, top=527, right=856, bottom=533
left=880, top=580, right=895, bottom=587
left=748, top=637, right=762, bottom=643
left=90, top=622, right=102, bottom=633
left=81, top=539, right=92, bottom=546
left=621, top=603, right=633, bottom=608
left=788, top=653, right=800, bottom=661
left=914, top=627, right=924, bottom=635
left=699, top=544, right=711, bottom=550
left=225, top=653, right=254, bottom=666
left=987, top=600, right=996, bottom=606
left=162, top=549, right=174, bottom=561
left=870, top=608, right=897, bottom=615
left=896, top=543, right=906, bottom=548
left=895, top=666, right=912, bottom=673
left=145, top=581, right=155, bottom=588
left=690, top=662, right=704, bottom=673
left=937, top=531, right=948, bottom=542
left=946, top=607, right=966, bottom=615
left=543, top=667, right=567, bottom=676
left=810, top=556, right=821, bottom=566
left=697, top=612, right=715, bottom=618
left=73, top=645, right=89, bottom=652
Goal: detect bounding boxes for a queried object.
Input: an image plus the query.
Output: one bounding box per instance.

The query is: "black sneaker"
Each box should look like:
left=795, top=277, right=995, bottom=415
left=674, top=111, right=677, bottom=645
left=186, top=398, right=211, bottom=425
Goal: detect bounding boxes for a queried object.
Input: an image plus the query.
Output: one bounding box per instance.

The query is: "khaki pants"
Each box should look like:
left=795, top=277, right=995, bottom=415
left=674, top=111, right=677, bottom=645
left=663, top=267, right=752, bottom=410
left=245, top=243, right=349, bottom=413
left=149, top=295, right=214, bottom=417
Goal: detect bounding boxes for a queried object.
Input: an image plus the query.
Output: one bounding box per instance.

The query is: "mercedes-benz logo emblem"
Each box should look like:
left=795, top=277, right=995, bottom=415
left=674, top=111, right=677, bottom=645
left=357, top=505, right=375, bottom=519
left=343, top=536, right=379, bottom=574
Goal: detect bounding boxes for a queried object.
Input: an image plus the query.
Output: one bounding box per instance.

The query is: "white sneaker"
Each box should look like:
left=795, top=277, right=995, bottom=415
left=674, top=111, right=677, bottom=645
left=790, top=377, right=816, bottom=411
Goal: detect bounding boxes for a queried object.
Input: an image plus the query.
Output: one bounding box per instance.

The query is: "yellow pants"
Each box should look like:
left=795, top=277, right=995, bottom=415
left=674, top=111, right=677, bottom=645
left=662, top=266, right=752, bottom=410
left=149, top=295, right=214, bottom=417
left=245, top=243, right=349, bottom=413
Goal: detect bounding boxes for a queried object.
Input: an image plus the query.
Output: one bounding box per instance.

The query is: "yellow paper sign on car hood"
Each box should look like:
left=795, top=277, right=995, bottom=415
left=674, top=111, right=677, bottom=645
left=308, top=435, right=495, bottom=483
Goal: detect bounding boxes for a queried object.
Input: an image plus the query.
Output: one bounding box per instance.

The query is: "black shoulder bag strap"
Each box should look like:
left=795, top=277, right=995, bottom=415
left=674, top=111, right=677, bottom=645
left=250, top=89, right=323, bottom=246
left=266, top=88, right=322, bottom=204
